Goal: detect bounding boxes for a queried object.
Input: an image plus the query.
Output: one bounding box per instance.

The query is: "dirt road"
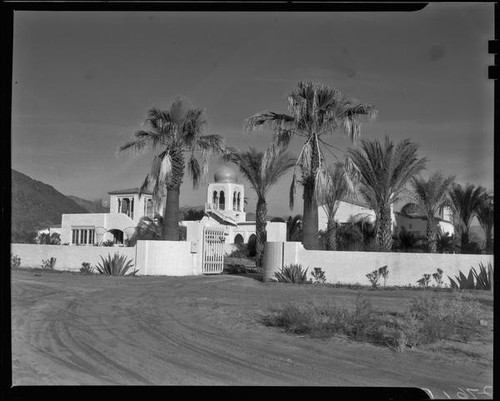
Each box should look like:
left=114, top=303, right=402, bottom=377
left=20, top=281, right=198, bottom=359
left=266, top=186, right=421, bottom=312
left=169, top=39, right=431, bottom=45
left=11, top=269, right=493, bottom=395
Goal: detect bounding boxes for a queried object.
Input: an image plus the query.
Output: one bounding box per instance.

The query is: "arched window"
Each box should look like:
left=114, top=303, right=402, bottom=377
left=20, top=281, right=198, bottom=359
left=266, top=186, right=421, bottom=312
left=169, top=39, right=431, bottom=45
left=219, top=191, right=225, bottom=210
left=237, top=193, right=241, bottom=211
left=233, top=191, right=237, bottom=210
left=212, top=191, right=218, bottom=208
left=146, top=199, right=153, bottom=217
left=234, top=234, right=244, bottom=245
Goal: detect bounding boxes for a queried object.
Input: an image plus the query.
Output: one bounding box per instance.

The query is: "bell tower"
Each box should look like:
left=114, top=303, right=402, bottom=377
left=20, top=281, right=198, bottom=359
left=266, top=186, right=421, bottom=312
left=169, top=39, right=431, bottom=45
left=205, top=166, right=246, bottom=223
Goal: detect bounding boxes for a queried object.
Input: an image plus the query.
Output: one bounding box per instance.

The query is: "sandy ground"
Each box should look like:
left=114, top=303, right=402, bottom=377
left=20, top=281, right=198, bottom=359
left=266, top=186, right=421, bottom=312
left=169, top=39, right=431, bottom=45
left=11, top=268, right=493, bottom=396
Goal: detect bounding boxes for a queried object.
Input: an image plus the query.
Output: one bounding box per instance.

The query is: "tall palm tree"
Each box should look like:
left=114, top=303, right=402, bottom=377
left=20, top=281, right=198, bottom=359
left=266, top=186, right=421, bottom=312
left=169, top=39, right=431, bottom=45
left=476, top=194, right=494, bottom=253
left=346, top=136, right=427, bottom=251
left=119, top=98, right=225, bottom=240
left=245, top=81, right=377, bottom=249
left=224, top=144, right=295, bottom=267
left=320, top=162, right=356, bottom=250
left=448, top=183, right=488, bottom=253
left=410, top=172, right=455, bottom=253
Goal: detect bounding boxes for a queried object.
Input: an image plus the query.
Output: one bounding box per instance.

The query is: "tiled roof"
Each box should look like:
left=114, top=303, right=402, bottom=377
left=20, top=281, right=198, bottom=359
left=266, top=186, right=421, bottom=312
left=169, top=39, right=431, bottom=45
left=107, top=187, right=152, bottom=195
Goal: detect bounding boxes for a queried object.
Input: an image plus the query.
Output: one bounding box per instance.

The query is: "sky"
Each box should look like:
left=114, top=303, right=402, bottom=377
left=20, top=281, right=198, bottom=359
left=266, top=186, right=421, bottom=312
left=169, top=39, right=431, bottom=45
left=11, top=4, right=495, bottom=218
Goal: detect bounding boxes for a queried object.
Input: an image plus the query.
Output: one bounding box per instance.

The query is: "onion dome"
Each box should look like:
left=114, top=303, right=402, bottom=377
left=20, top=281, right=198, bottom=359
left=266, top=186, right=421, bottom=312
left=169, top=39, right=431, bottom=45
left=214, top=166, right=238, bottom=183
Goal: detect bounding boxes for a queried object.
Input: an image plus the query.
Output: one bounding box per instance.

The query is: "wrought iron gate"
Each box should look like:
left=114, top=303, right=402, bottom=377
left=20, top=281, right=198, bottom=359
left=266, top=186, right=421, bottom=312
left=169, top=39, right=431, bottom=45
left=202, top=227, right=225, bottom=274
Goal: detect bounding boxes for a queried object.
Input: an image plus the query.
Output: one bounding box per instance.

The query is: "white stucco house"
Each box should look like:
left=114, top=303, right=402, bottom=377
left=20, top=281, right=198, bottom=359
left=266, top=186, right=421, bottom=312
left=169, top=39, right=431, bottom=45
left=60, top=188, right=157, bottom=245
left=59, top=166, right=286, bottom=246
left=394, top=205, right=454, bottom=237
left=318, top=199, right=454, bottom=239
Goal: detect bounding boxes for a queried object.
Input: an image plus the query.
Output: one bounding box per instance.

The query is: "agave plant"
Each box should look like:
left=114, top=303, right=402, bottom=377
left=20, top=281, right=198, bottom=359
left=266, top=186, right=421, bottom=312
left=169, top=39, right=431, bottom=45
left=448, top=269, right=475, bottom=290
left=471, top=262, right=493, bottom=290
left=273, top=264, right=310, bottom=284
left=95, top=253, right=137, bottom=276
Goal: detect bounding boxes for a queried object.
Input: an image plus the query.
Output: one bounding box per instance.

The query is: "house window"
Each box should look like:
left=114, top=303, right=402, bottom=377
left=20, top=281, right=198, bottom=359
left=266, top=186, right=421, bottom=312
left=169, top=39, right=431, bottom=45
left=213, top=191, right=218, bottom=208
left=219, top=191, right=225, bottom=210
left=72, top=228, right=95, bottom=245
left=145, top=198, right=153, bottom=218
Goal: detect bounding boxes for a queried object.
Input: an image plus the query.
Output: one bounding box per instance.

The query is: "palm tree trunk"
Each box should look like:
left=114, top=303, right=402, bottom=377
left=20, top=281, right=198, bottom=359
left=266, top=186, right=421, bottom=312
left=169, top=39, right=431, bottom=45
left=326, top=219, right=337, bottom=250
left=255, top=198, right=267, bottom=268
left=377, top=206, right=393, bottom=252
left=163, top=187, right=180, bottom=240
left=303, top=180, right=319, bottom=250
left=427, top=219, right=437, bottom=253
left=460, top=229, right=469, bottom=254
left=302, top=135, right=320, bottom=250
left=163, top=148, right=185, bottom=241
left=485, top=226, right=493, bottom=253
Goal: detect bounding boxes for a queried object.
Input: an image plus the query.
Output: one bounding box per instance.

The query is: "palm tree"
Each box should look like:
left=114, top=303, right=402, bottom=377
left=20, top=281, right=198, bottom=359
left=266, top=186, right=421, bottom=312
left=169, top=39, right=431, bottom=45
left=287, top=214, right=303, bottom=242
left=346, top=136, right=427, bottom=251
left=245, top=81, right=377, bottom=249
left=128, top=215, right=163, bottom=247
left=320, top=162, right=356, bottom=250
left=476, top=194, right=494, bottom=253
left=410, top=172, right=455, bottom=253
left=448, top=183, right=488, bottom=253
left=119, top=98, right=226, bottom=240
left=224, top=144, right=295, bottom=267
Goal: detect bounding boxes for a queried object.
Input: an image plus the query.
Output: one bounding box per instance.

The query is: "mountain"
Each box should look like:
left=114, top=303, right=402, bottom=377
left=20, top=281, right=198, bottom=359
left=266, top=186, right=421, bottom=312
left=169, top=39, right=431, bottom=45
left=67, top=195, right=109, bottom=213
left=11, top=169, right=88, bottom=241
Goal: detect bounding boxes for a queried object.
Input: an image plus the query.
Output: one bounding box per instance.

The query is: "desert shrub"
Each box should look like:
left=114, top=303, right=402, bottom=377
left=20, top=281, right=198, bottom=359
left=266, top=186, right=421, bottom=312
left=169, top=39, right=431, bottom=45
left=408, top=291, right=482, bottom=343
left=273, top=264, right=310, bottom=284
left=432, top=268, right=443, bottom=287
left=310, top=267, right=326, bottom=284
left=378, top=266, right=389, bottom=287
left=264, top=295, right=374, bottom=340
left=264, top=291, right=484, bottom=350
left=41, top=257, right=56, bottom=270
left=366, top=266, right=388, bottom=288
left=36, top=232, right=61, bottom=245
left=416, top=274, right=431, bottom=289
left=95, top=253, right=137, bottom=276
left=11, top=254, right=21, bottom=269
left=80, top=262, right=95, bottom=275
left=100, top=240, right=115, bottom=247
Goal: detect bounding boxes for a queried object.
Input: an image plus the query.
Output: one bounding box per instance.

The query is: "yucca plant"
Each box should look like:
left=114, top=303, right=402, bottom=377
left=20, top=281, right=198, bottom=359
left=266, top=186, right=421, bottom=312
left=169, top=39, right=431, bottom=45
left=95, top=253, right=137, bottom=276
left=273, top=264, right=310, bottom=284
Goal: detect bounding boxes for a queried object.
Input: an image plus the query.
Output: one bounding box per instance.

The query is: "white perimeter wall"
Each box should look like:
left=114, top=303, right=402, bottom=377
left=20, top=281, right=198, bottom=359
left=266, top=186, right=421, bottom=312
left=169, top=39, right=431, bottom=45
left=264, top=242, right=494, bottom=287
left=135, top=240, right=201, bottom=276
left=11, top=241, right=202, bottom=276
left=11, top=244, right=136, bottom=272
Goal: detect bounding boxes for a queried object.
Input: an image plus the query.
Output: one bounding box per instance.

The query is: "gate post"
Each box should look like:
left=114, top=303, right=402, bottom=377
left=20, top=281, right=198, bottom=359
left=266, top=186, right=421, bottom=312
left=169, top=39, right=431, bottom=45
left=263, top=242, right=284, bottom=282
